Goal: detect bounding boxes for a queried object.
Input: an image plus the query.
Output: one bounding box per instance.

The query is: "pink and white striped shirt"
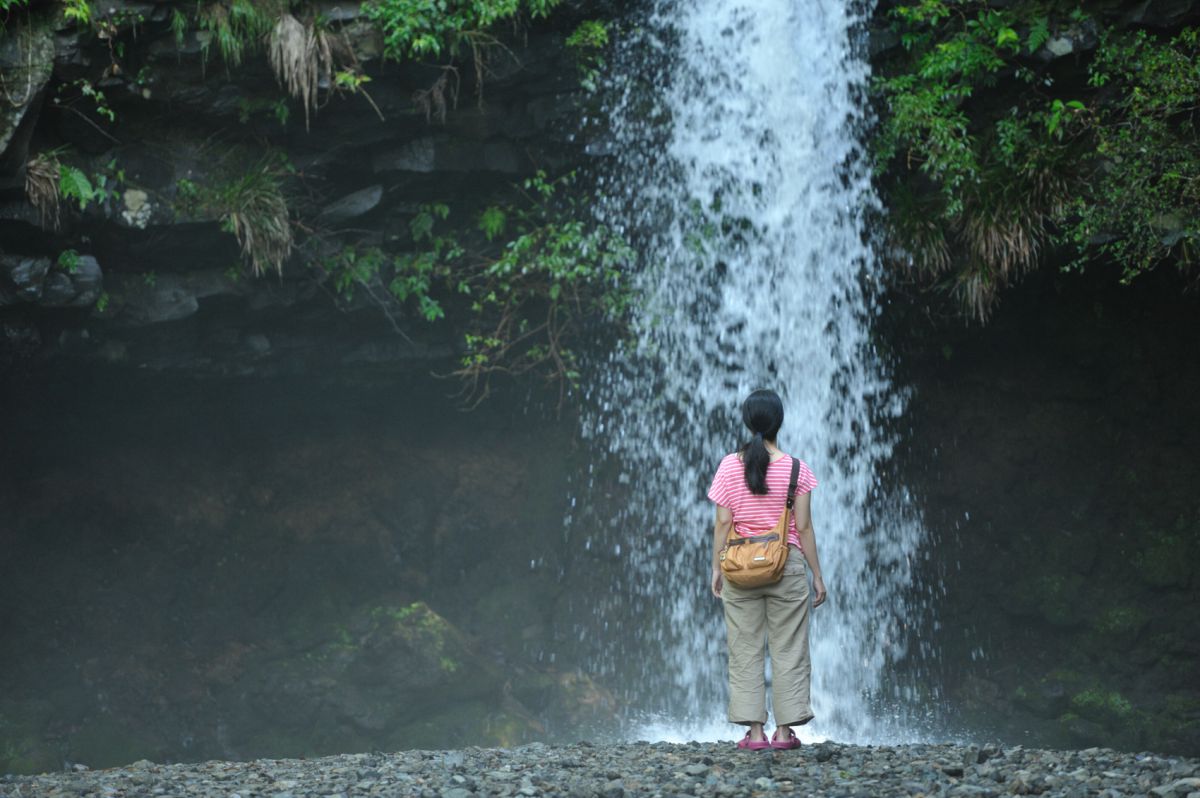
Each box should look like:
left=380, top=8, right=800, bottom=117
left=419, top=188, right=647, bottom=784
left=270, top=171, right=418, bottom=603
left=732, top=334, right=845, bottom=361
left=707, top=453, right=818, bottom=552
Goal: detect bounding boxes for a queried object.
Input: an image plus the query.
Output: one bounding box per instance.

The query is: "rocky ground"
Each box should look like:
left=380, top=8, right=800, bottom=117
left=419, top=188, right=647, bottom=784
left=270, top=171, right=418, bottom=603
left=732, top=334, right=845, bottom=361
left=3, top=741, right=1199, bottom=798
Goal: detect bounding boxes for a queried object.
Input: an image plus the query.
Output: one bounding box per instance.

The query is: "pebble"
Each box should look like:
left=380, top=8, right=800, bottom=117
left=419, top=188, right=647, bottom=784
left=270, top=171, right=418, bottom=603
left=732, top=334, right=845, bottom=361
left=2, top=741, right=1197, bottom=797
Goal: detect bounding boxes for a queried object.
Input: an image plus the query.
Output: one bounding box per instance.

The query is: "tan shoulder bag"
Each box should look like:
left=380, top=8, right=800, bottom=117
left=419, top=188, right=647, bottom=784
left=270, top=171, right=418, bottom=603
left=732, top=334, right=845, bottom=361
left=719, top=457, right=800, bottom=589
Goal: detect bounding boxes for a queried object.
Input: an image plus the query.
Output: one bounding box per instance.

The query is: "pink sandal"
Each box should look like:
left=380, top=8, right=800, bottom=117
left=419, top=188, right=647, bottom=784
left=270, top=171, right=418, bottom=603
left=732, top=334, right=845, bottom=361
left=736, top=731, right=772, bottom=750
left=770, top=729, right=801, bottom=750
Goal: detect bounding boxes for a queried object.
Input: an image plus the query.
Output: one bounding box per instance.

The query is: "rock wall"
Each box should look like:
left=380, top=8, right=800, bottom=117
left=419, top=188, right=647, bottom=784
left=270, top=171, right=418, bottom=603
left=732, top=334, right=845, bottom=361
left=887, top=266, right=1200, bottom=755
left=0, top=1, right=600, bottom=378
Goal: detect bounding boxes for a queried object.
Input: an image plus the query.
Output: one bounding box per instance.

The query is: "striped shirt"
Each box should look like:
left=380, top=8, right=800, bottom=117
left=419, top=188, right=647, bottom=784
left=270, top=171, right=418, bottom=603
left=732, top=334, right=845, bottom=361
left=707, top=453, right=818, bottom=552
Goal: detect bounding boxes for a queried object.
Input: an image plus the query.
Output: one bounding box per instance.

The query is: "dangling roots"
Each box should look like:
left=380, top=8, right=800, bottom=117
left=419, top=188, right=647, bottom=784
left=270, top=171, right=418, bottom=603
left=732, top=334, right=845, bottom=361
left=25, top=153, right=61, bottom=230
left=268, top=12, right=331, bottom=131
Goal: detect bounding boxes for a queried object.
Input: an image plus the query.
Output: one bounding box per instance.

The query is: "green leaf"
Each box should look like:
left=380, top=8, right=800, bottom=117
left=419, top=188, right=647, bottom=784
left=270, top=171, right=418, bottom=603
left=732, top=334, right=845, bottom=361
left=58, top=165, right=96, bottom=210
left=1026, top=16, right=1050, bottom=53
left=478, top=206, right=507, bottom=241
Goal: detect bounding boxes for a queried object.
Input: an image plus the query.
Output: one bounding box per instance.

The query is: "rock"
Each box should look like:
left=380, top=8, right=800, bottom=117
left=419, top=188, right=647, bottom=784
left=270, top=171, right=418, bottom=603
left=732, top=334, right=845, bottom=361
left=120, top=189, right=155, bottom=229
left=1045, top=36, right=1075, bottom=57
left=243, top=334, right=271, bottom=355
left=482, top=140, right=522, bottom=173
left=3, top=256, right=50, bottom=302
left=0, top=24, right=54, bottom=177
left=40, top=271, right=76, bottom=305
left=316, top=185, right=384, bottom=223
left=96, top=339, right=128, bottom=362
left=868, top=26, right=901, bottom=56
left=602, top=779, right=624, bottom=798
left=372, top=138, right=436, bottom=173
left=0, top=253, right=102, bottom=307
left=1031, top=20, right=1099, bottom=61
left=108, top=271, right=238, bottom=325
left=1124, top=0, right=1199, bottom=27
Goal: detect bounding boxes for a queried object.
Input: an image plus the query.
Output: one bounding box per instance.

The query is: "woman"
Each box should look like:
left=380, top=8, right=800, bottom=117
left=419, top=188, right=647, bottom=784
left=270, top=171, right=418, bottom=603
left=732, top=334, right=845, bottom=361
left=707, top=389, right=828, bottom=750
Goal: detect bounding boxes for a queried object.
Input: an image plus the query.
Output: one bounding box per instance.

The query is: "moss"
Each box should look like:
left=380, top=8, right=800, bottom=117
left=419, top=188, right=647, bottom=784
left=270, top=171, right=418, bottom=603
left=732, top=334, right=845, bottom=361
left=69, top=718, right=160, bottom=770
left=367, top=602, right=465, bottom=675
left=1030, top=573, right=1086, bottom=626
left=0, top=734, right=59, bottom=776
left=1070, top=687, right=1135, bottom=722
left=1092, top=606, right=1148, bottom=636
left=0, top=704, right=61, bottom=775
left=1134, top=534, right=1193, bottom=588
left=1164, top=693, right=1200, bottom=716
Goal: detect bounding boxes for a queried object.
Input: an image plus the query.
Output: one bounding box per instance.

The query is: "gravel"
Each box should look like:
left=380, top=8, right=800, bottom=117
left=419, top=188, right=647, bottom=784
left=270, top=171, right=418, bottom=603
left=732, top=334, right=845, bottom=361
left=3, top=740, right=1198, bottom=798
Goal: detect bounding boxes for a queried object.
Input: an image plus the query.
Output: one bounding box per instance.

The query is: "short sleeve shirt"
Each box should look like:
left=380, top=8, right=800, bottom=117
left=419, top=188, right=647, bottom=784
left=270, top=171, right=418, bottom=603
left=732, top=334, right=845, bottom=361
left=707, top=453, right=818, bottom=551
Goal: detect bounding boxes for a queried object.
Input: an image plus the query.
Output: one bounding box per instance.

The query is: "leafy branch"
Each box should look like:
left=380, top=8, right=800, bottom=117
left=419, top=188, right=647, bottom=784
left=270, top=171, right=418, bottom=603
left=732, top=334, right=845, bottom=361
left=323, top=171, right=633, bottom=408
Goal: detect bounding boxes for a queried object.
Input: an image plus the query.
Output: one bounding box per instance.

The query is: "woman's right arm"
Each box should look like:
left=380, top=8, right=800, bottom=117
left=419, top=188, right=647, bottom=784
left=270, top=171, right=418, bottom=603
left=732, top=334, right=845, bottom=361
left=711, top=505, right=733, bottom=598
left=793, top=493, right=827, bottom=607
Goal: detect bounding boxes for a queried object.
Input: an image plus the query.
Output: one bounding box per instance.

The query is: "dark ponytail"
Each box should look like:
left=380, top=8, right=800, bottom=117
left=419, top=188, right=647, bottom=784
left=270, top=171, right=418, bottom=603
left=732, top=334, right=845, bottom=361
left=739, top=389, right=784, bottom=495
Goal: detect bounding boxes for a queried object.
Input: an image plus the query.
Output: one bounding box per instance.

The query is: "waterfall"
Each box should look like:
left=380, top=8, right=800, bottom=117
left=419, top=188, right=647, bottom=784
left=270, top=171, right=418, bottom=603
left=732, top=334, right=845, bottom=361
left=569, top=0, right=937, bottom=743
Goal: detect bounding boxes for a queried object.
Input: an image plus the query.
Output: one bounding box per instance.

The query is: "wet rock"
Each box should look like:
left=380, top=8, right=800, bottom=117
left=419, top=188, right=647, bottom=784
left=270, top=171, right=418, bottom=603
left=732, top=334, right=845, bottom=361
left=3, top=256, right=50, bottom=302
left=107, top=271, right=238, bottom=325
left=1029, top=19, right=1099, bottom=61
left=0, top=253, right=102, bottom=307
left=0, top=23, right=54, bottom=177
left=243, top=333, right=271, bottom=355
left=316, top=185, right=384, bottom=223
left=372, top=138, right=436, bottom=173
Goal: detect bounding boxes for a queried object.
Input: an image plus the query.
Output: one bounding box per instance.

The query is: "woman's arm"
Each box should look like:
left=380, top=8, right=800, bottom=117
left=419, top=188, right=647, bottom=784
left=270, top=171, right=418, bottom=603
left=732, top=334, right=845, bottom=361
left=711, top=505, right=733, bottom=598
left=793, top=493, right=827, bottom=607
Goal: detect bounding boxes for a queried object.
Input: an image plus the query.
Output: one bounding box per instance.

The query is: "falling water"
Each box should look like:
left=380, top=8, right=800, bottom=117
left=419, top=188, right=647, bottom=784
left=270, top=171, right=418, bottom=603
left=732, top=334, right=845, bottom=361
left=570, top=0, right=938, bottom=743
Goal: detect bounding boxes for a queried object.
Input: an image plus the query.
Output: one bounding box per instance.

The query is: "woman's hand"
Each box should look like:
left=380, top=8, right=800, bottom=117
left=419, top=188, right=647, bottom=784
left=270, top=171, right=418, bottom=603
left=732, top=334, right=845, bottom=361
left=711, top=566, right=723, bottom=598
left=812, top=575, right=827, bottom=607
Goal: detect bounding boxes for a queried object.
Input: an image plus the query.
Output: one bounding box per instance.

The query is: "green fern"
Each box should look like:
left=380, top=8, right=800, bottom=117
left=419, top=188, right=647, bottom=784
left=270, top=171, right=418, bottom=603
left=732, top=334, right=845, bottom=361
left=58, top=165, right=96, bottom=211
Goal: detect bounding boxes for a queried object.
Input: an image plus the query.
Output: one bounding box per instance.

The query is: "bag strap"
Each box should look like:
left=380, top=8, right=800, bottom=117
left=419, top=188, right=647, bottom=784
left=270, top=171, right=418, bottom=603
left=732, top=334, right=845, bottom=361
left=723, top=456, right=803, bottom=548
left=785, top=457, right=800, bottom=509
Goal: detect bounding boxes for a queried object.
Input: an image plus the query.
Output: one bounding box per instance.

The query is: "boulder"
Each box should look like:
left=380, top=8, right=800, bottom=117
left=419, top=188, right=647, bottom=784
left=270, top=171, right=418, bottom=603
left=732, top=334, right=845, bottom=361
left=3, top=256, right=50, bottom=302
left=0, top=254, right=102, bottom=307
left=316, top=184, right=384, bottom=224
left=371, top=138, right=436, bottom=173
left=1031, top=19, right=1099, bottom=62
left=106, top=270, right=239, bottom=325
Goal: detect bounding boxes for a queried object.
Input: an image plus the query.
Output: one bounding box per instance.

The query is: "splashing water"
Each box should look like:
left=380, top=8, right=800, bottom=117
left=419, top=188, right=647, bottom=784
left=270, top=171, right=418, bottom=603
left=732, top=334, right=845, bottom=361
left=569, top=0, right=938, bottom=744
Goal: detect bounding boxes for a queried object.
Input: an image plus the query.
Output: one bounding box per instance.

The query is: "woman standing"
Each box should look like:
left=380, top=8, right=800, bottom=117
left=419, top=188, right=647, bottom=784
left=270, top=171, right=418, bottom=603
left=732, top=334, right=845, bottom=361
left=707, top=389, right=828, bottom=750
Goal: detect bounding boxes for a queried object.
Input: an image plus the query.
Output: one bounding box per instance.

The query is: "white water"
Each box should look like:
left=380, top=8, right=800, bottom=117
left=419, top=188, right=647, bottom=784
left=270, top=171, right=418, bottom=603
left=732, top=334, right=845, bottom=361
left=572, top=0, right=938, bottom=743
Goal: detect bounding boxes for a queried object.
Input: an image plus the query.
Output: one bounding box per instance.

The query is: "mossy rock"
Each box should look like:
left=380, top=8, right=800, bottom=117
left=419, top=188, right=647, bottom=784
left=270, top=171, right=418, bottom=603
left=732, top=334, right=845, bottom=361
left=1056, top=711, right=1108, bottom=748
left=0, top=699, right=64, bottom=774
left=1012, top=674, right=1073, bottom=719
left=1084, top=605, right=1151, bottom=655
left=0, top=732, right=59, bottom=776
left=1134, top=533, right=1194, bottom=588
left=469, top=574, right=561, bottom=654
left=1011, top=573, right=1087, bottom=626
left=1069, top=686, right=1136, bottom=724
left=68, top=717, right=162, bottom=770
left=509, top=669, right=619, bottom=734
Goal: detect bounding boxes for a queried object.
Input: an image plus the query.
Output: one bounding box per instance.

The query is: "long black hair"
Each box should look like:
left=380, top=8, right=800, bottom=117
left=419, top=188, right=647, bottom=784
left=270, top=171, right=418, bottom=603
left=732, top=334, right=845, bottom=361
left=739, top=389, right=784, bottom=495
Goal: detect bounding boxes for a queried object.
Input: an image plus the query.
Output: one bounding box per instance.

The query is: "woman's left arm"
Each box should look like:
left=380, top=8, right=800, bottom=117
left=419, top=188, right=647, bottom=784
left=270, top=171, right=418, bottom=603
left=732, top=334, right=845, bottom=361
left=793, top=493, right=827, bottom=607
left=711, top=505, right=733, bottom=598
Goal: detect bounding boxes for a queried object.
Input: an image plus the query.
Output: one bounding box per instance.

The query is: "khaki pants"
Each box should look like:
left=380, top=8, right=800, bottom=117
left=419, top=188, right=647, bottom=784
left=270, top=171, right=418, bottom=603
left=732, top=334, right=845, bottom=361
left=721, top=547, right=814, bottom=727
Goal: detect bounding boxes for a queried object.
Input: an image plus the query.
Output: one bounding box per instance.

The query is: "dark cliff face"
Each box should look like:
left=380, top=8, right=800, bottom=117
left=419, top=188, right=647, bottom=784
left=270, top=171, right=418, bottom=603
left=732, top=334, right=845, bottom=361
left=1, top=0, right=1198, bottom=773
left=864, top=0, right=1200, bottom=755
left=0, top=1, right=600, bottom=378
left=885, top=266, right=1200, bottom=754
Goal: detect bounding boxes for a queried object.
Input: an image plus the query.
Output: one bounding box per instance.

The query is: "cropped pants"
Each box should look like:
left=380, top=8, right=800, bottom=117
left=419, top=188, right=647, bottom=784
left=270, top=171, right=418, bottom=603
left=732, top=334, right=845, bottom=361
left=720, top=546, right=814, bottom=727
